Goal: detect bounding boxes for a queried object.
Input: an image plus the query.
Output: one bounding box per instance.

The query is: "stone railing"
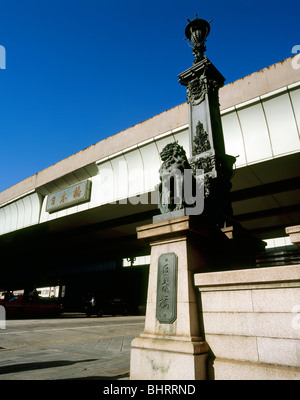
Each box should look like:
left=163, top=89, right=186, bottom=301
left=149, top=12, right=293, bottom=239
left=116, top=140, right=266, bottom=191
left=194, top=263, right=300, bottom=379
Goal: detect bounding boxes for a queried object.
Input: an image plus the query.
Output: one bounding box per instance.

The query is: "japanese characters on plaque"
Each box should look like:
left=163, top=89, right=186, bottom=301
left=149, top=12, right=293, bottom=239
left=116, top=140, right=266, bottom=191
left=46, top=180, right=92, bottom=213
left=156, top=253, right=178, bottom=324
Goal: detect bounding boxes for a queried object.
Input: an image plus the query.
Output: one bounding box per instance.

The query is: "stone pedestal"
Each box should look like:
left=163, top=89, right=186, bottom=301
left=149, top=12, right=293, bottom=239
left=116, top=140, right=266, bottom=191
left=130, top=215, right=227, bottom=380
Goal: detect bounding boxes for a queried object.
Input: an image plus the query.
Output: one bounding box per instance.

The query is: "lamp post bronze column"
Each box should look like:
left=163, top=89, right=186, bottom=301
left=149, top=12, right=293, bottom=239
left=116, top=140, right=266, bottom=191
left=178, top=15, right=236, bottom=227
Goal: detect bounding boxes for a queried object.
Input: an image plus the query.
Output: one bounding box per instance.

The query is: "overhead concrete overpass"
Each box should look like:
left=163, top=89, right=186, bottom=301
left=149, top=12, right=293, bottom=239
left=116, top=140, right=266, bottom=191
left=0, top=56, right=299, bottom=309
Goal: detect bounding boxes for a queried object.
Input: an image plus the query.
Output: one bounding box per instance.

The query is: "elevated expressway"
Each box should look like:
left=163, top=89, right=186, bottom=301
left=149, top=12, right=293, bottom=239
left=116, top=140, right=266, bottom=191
left=0, top=56, right=299, bottom=292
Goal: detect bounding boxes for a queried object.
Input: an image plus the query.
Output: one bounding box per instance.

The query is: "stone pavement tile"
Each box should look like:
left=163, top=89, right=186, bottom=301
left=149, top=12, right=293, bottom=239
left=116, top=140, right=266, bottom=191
left=94, top=337, right=113, bottom=351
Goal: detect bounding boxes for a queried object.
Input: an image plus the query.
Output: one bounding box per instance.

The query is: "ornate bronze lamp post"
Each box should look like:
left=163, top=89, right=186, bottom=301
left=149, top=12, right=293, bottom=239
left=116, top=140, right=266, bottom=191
left=184, top=14, right=211, bottom=63
left=178, top=15, right=236, bottom=227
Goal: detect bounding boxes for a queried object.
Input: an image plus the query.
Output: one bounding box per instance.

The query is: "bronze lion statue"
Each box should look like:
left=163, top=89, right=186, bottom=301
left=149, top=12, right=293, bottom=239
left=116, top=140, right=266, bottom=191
left=157, top=142, right=192, bottom=214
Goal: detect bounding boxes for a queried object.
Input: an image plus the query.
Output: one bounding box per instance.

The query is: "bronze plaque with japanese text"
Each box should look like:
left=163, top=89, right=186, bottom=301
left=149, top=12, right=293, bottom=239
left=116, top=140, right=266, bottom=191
left=46, top=180, right=92, bottom=213
left=156, top=252, right=178, bottom=324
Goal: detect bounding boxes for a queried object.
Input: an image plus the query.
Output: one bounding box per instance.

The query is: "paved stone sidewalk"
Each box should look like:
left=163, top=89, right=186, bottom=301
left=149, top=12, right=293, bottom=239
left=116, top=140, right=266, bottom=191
left=0, top=315, right=145, bottom=380
left=0, top=335, right=136, bottom=380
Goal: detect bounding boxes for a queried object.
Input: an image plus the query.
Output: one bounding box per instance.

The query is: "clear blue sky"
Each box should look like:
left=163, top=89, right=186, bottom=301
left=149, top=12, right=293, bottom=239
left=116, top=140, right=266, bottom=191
left=0, top=0, right=298, bottom=193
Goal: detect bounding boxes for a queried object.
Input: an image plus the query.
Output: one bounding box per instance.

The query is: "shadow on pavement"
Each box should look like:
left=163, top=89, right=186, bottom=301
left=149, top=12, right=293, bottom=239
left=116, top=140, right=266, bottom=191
left=0, top=359, right=98, bottom=375
left=62, top=373, right=130, bottom=380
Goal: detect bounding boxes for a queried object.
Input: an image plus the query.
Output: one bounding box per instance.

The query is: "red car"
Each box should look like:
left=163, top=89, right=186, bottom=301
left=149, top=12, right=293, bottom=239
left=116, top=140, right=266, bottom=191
left=0, top=293, right=63, bottom=318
